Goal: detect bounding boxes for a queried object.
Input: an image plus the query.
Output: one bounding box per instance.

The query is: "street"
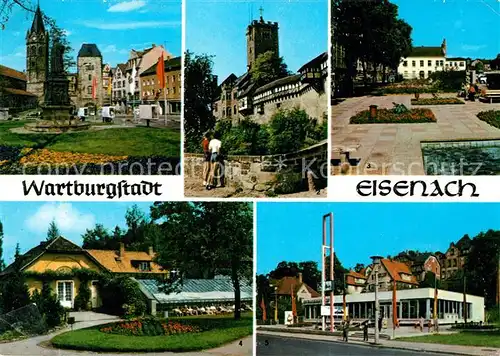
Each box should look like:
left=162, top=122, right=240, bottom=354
left=256, top=335, right=454, bottom=356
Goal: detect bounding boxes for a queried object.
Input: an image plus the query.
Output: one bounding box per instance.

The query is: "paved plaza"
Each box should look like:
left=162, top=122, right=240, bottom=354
left=331, top=94, right=500, bottom=175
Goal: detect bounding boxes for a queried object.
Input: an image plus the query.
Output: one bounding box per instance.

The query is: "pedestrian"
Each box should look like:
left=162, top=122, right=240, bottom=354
left=427, top=319, right=432, bottom=333
left=468, top=83, right=476, bottom=101
left=206, top=131, right=222, bottom=190
left=201, top=132, right=211, bottom=187
left=419, top=316, right=424, bottom=332
left=363, top=320, right=369, bottom=341
left=342, top=320, right=349, bottom=342
left=378, top=316, right=382, bottom=333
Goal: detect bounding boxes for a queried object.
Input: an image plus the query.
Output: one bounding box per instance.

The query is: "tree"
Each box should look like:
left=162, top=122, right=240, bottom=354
left=250, top=51, right=290, bottom=88
left=463, top=229, right=500, bottom=308
left=31, top=282, right=64, bottom=328
left=0, top=270, right=30, bottom=313
left=0, top=220, right=5, bottom=272
left=268, top=261, right=321, bottom=292
left=81, top=223, right=115, bottom=250
left=268, top=108, right=311, bottom=154
left=14, top=243, right=20, bottom=261
left=354, top=263, right=365, bottom=273
left=325, top=254, right=348, bottom=295
left=46, top=220, right=60, bottom=241
left=183, top=51, right=218, bottom=152
left=491, top=54, right=500, bottom=70
left=151, top=202, right=253, bottom=320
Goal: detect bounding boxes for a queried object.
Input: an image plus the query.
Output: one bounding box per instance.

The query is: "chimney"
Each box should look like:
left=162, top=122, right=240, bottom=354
left=148, top=246, right=154, bottom=257
left=298, top=272, right=303, bottom=284
left=119, top=242, right=125, bottom=257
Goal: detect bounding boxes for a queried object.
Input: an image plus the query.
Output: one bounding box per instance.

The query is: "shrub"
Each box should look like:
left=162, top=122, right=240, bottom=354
left=411, top=98, right=465, bottom=105
left=31, top=282, right=65, bottom=328
left=100, top=277, right=147, bottom=318
left=269, top=108, right=310, bottom=154
left=477, top=110, right=500, bottom=129
left=74, top=282, right=91, bottom=311
left=0, top=271, right=31, bottom=314
left=274, top=170, right=305, bottom=194
left=350, top=108, right=436, bottom=124
left=429, top=70, right=466, bottom=92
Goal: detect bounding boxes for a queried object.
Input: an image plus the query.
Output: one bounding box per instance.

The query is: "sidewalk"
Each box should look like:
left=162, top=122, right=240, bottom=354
left=258, top=327, right=500, bottom=356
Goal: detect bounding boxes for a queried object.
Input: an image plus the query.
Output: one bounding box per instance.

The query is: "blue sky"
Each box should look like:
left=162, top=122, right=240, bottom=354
left=257, top=203, right=500, bottom=275
left=0, top=0, right=181, bottom=72
left=186, top=0, right=328, bottom=83
left=0, top=202, right=154, bottom=265
left=393, top=0, right=500, bottom=59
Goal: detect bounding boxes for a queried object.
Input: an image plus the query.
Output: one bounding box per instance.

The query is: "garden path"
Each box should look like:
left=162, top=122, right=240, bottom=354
left=332, top=94, right=500, bottom=175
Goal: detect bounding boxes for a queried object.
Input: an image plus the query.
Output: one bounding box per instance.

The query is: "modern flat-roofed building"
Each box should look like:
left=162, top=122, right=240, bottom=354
left=302, top=288, right=484, bottom=326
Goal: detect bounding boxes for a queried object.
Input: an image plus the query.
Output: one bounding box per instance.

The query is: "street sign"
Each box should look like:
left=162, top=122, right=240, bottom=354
left=324, top=280, right=333, bottom=292
left=321, top=306, right=345, bottom=316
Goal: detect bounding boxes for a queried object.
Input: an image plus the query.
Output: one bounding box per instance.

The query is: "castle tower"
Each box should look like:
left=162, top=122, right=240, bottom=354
left=26, top=4, right=49, bottom=102
left=441, top=38, right=447, bottom=56
left=77, top=44, right=103, bottom=108
left=246, top=7, right=279, bottom=70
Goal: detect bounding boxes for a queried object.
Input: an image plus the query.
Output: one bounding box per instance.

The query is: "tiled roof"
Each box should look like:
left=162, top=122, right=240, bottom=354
left=3, top=88, right=37, bottom=97
left=78, top=44, right=102, bottom=58
left=116, top=63, right=127, bottom=73
left=219, top=73, right=238, bottom=87
left=408, top=46, right=444, bottom=57
left=346, top=270, right=366, bottom=286
left=273, top=276, right=319, bottom=298
left=254, top=74, right=301, bottom=95
left=1, top=236, right=84, bottom=275
left=447, top=57, right=466, bottom=61
left=0, top=65, right=27, bottom=81
left=381, top=259, right=419, bottom=285
left=298, top=52, right=328, bottom=73
left=140, top=56, right=181, bottom=77
left=136, top=277, right=253, bottom=304
left=85, top=248, right=165, bottom=274
left=30, top=5, right=45, bottom=34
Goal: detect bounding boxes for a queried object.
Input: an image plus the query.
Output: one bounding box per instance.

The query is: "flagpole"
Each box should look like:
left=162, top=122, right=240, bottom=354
left=164, top=78, right=167, bottom=125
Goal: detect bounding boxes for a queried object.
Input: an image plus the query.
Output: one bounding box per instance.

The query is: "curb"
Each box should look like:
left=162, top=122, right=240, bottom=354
left=257, top=330, right=488, bottom=356
left=257, top=326, right=390, bottom=340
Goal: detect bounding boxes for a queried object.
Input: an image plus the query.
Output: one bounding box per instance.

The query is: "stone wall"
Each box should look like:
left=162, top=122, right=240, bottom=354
left=252, top=85, right=327, bottom=124
left=184, top=140, right=328, bottom=193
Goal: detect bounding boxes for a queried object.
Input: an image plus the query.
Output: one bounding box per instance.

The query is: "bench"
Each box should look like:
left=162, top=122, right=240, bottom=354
left=332, top=145, right=361, bottom=163
left=481, top=90, right=500, bottom=103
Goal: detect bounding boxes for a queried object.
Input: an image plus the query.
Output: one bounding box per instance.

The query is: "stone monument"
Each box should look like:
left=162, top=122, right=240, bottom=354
left=25, top=39, right=89, bottom=132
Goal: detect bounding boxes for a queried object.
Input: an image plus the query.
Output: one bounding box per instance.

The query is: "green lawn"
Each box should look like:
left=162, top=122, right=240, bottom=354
left=0, top=121, right=180, bottom=157
left=398, top=330, right=500, bottom=348
left=477, top=110, right=500, bottom=130
left=50, top=313, right=253, bottom=352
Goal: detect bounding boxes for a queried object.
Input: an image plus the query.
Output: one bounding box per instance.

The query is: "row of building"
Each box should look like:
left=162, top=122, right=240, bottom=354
left=1, top=5, right=181, bottom=116
left=212, top=15, right=328, bottom=125
left=269, top=235, right=482, bottom=324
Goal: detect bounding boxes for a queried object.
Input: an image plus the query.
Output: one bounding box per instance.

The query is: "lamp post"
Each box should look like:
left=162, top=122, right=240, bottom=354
left=371, top=255, right=383, bottom=345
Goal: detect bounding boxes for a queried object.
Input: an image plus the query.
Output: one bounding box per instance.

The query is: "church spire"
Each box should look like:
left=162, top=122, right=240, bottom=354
left=30, top=3, right=45, bottom=34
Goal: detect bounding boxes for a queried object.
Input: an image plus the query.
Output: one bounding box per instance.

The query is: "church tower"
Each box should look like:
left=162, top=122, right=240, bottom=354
left=26, top=4, right=49, bottom=101
left=246, top=7, right=279, bottom=70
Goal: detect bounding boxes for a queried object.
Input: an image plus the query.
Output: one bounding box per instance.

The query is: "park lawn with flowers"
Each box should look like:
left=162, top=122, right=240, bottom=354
left=0, top=121, right=180, bottom=173
left=350, top=108, right=436, bottom=124
left=50, top=313, right=253, bottom=352
left=411, top=97, right=465, bottom=105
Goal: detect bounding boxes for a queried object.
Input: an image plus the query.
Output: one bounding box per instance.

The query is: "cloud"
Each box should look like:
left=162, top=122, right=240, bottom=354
left=25, top=203, right=95, bottom=234
left=14, top=52, right=24, bottom=57
left=81, top=21, right=180, bottom=30
left=107, top=0, right=147, bottom=13
left=101, top=44, right=129, bottom=55
left=460, top=44, right=487, bottom=52
left=63, top=30, right=72, bottom=36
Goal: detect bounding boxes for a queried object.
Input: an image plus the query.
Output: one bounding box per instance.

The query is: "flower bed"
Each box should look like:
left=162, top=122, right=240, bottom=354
left=19, top=149, right=128, bottom=166
left=411, top=98, right=464, bottom=105
left=477, top=110, right=500, bottom=129
left=100, top=318, right=201, bottom=336
left=350, top=108, right=436, bottom=124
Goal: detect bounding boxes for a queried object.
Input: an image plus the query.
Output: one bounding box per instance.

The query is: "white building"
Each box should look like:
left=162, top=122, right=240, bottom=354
left=398, top=39, right=447, bottom=80
left=302, top=288, right=484, bottom=326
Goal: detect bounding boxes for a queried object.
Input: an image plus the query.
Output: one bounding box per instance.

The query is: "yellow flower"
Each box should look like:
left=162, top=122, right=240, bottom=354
left=19, top=149, right=128, bottom=165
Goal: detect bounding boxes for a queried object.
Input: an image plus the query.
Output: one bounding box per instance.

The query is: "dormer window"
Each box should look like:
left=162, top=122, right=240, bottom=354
left=139, top=262, right=150, bottom=271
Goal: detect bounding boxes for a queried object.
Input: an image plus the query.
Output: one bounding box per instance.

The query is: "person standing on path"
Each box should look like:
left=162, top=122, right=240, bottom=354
left=202, top=132, right=211, bottom=187
left=468, top=84, right=476, bottom=101
left=363, top=320, right=369, bottom=341
left=419, top=316, right=424, bottom=332
left=207, top=131, right=222, bottom=190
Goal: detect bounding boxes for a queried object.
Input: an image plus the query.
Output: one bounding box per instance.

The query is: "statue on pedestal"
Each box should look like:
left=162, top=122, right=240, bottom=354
left=44, top=39, right=70, bottom=107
